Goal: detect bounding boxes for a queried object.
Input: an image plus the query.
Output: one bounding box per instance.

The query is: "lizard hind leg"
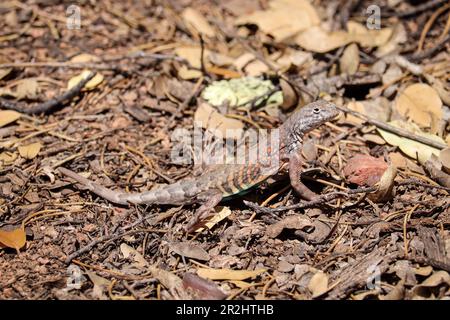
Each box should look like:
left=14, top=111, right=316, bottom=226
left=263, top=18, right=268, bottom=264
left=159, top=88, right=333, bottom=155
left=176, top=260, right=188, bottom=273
left=184, top=189, right=223, bottom=233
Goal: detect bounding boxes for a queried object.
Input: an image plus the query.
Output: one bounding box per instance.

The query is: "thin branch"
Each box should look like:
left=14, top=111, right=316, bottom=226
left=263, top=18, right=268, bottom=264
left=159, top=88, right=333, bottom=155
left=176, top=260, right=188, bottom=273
left=0, top=71, right=96, bottom=114
left=337, top=106, right=448, bottom=150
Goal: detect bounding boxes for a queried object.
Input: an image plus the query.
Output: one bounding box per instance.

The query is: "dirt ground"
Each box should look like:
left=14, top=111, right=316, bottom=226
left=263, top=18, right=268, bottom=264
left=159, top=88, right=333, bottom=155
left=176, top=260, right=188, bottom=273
left=0, top=0, right=449, bottom=300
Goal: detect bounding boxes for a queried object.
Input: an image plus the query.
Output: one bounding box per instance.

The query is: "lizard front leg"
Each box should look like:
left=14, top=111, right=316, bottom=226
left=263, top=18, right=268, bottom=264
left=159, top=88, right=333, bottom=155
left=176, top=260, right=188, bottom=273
left=289, top=153, right=318, bottom=201
left=184, top=189, right=223, bottom=232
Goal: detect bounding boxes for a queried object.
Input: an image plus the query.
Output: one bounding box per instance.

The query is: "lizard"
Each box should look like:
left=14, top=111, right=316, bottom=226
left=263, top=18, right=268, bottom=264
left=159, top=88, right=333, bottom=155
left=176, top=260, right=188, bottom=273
left=58, top=100, right=339, bottom=231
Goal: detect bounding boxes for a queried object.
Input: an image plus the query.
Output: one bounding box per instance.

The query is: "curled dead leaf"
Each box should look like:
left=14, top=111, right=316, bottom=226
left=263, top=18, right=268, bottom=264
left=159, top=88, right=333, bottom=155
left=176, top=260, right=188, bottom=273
left=0, top=225, right=26, bottom=253
left=368, top=164, right=397, bottom=203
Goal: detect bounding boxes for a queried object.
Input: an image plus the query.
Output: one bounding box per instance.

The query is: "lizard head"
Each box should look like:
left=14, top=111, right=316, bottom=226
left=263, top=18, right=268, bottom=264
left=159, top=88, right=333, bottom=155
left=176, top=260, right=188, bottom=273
left=282, top=100, right=340, bottom=155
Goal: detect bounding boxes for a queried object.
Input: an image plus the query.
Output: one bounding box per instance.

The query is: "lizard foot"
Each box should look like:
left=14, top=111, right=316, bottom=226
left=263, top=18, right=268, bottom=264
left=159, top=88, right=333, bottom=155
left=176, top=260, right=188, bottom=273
left=184, top=190, right=222, bottom=233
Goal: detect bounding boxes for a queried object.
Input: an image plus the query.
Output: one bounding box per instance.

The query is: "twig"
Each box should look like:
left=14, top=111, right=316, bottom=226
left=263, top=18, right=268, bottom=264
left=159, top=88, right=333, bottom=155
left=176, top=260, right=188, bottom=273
left=244, top=186, right=377, bottom=214
left=337, top=105, right=448, bottom=150
left=382, top=0, right=448, bottom=18
left=0, top=72, right=96, bottom=114
left=407, top=35, right=450, bottom=62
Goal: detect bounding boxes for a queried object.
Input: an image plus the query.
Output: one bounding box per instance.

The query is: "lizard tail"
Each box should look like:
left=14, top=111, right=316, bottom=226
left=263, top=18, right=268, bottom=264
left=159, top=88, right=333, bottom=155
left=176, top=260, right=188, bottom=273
left=58, top=167, right=165, bottom=205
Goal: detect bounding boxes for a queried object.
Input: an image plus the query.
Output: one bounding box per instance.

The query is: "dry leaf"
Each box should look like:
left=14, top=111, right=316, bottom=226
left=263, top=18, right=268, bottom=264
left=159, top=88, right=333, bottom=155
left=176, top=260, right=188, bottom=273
left=412, top=271, right=450, bottom=299
left=0, top=110, right=21, bottom=127
left=170, top=242, right=210, bottom=261
left=0, top=225, right=26, bottom=252
left=344, top=154, right=389, bottom=186
left=439, top=148, right=450, bottom=174
left=389, top=152, right=407, bottom=168
left=0, top=68, right=12, bottom=81
left=86, top=271, right=111, bottom=300
left=296, top=26, right=350, bottom=53
left=181, top=8, right=215, bottom=37
left=308, top=271, right=329, bottom=298
left=377, top=120, right=444, bottom=164
left=196, top=206, right=232, bottom=233
left=194, top=103, right=244, bottom=140
left=394, top=83, right=443, bottom=128
left=197, top=268, right=266, bottom=281
left=18, top=142, right=42, bottom=159
left=149, top=265, right=191, bottom=299
left=346, top=101, right=366, bottom=124
left=296, top=21, right=392, bottom=53
left=266, top=215, right=313, bottom=238
left=235, top=0, right=320, bottom=42
left=363, top=134, right=386, bottom=145
left=340, top=43, right=359, bottom=75
left=67, top=70, right=104, bottom=90
left=0, top=78, right=40, bottom=100
left=120, top=243, right=148, bottom=268
left=0, top=151, right=18, bottom=165
left=368, top=164, right=397, bottom=203
left=70, top=53, right=100, bottom=63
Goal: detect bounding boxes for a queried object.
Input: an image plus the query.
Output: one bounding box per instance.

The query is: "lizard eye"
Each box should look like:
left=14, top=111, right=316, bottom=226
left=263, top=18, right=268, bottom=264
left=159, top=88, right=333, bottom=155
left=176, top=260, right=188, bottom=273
left=313, top=107, right=320, bottom=114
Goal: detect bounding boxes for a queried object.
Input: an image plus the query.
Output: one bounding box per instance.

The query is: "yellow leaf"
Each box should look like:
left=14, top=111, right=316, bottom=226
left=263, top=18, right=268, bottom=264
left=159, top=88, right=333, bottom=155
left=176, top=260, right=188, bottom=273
left=308, top=271, right=329, bottom=298
left=197, top=268, right=266, bottom=281
left=18, top=142, right=42, bottom=159
left=196, top=206, right=232, bottom=233
left=394, top=83, right=443, bottom=128
left=0, top=110, right=21, bottom=127
left=377, top=120, right=444, bottom=164
left=181, top=8, right=215, bottom=37
left=0, top=225, right=26, bottom=252
left=67, top=70, right=104, bottom=90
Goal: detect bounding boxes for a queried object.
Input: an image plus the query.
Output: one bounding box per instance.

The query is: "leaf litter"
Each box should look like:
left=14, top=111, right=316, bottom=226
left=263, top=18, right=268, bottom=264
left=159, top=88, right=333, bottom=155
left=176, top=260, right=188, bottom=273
left=0, top=0, right=449, bottom=301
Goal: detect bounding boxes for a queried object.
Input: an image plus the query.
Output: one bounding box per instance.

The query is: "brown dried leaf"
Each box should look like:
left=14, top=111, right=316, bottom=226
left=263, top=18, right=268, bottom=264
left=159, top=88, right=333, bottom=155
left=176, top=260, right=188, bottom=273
left=170, top=242, right=210, bottom=261
left=439, top=148, right=450, bottom=174
left=120, top=243, right=148, bottom=268
left=235, top=0, right=320, bottom=42
left=266, top=215, right=313, bottom=238
left=181, top=8, right=215, bottom=37
left=394, top=83, right=443, bottom=129
left=194, top=103, right=244, bottom=140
